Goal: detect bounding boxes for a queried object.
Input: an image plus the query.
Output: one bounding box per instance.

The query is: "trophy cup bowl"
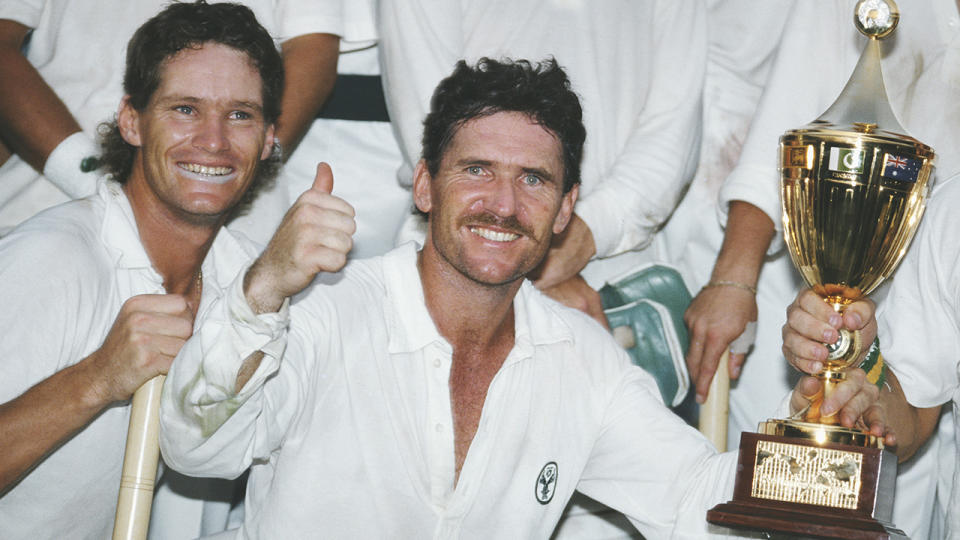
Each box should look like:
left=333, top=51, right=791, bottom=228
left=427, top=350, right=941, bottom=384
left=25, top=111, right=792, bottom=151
left=778, top=123, right=934, bottom=428
left=708, top=1, right=935, bottom=537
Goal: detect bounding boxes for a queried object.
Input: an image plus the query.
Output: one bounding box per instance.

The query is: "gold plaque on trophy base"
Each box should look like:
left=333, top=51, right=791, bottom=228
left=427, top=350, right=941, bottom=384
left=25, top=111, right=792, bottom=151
left=707, top=431, right=905, bottom=539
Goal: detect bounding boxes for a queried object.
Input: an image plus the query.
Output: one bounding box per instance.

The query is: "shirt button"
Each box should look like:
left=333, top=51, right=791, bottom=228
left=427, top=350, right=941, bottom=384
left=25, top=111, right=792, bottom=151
left=433, top=359, right=442, bottom=368
left=435, top=423, right=443, bottom=433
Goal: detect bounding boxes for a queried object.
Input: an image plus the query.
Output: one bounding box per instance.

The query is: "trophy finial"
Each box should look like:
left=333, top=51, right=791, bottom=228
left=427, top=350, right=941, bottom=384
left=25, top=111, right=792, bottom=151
left=855, top=0, right=899, bottom=39
left=816, top=0, right=905, bottom=136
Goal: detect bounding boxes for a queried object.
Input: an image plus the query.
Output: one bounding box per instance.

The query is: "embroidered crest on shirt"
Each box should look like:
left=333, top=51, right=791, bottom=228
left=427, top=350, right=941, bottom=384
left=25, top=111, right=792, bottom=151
left=535, top=462, right=558, bottom=504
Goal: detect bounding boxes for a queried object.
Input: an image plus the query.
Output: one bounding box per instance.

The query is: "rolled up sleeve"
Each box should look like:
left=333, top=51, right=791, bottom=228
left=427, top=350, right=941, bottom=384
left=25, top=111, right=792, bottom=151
left=160, top=271, right=296, bottom=479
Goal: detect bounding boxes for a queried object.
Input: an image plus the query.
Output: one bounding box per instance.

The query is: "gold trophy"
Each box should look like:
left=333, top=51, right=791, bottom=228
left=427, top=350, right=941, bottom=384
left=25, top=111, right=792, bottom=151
left=708, top=1, right=934, bottom=538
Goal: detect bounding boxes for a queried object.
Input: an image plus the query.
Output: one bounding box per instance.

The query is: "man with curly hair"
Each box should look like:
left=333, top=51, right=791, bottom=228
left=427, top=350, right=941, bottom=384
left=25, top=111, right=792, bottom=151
left=0, top=3, right=354, bottom=537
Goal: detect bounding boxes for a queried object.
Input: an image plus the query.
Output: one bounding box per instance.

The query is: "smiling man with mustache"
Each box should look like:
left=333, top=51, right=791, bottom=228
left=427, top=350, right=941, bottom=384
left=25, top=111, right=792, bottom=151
left=0, top=3, right=356, bottom=538
left=159, top=57, right=868, bottom=539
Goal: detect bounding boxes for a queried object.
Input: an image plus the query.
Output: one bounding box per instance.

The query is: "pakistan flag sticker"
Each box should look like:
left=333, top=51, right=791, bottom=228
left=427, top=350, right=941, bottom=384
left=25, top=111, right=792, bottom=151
left=828, top=147, right=865, bottom=173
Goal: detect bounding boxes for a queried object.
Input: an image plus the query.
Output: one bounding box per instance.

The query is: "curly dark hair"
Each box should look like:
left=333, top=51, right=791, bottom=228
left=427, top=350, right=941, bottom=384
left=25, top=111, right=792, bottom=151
left=421, top=57, right=585, bottom=194
left=97, top=0, right=283, bottom=199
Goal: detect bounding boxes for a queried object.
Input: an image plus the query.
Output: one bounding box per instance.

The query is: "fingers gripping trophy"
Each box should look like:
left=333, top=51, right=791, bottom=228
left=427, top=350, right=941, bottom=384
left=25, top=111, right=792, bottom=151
left=709, top=1, right=934, bottom=538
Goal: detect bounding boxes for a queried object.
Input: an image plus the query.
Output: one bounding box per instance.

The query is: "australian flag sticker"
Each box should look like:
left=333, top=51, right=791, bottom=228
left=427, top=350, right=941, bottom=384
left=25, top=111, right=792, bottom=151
left=881, top=153, right=921, bottom=183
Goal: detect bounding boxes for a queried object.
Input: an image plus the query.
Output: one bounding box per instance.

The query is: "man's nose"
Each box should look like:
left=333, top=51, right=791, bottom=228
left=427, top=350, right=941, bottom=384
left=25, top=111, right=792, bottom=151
left=484, top=176, right=518, bottom=216
left=193, top=116, right=230, bottom=153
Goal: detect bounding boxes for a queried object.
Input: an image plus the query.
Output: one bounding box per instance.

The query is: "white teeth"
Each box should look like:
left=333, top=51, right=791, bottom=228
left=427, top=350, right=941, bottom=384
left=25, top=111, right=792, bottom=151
left=180, top=163, right=233, bottom=176
left=471, top=227, right=519, bottom=242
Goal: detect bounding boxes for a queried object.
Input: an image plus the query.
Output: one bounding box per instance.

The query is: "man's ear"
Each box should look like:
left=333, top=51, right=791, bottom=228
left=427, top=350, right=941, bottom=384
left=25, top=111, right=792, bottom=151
left=260, top=124, right=276, bottom=160
left=552, top=183, right=579, bottom=234
left=117, top=96, right=142, bottom=147
left=412, top=159, right=433, bottom=214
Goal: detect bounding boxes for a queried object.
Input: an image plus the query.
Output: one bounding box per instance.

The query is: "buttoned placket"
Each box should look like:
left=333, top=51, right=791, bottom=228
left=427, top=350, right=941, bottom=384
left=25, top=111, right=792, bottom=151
left=432, top=341, right=531, bottom=539
left=425, top=342, right=456, bottom=509
left=193, top=261, right=222, bottom=325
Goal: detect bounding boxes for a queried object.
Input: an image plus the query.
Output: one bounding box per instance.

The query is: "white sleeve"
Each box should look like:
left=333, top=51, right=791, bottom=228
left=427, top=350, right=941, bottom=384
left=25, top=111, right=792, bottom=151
left=718, top=2, right=855, bottom=253
left=377, top=0, right=464, bottom=185
left=575, top=366, right=737, bottom=538
left=575, top=1, right=707, bottom=258
left=274, top=0, right=376, bottom=46
left=160, top=272, right=298, bottom=479
left=0, top=0, right=42, bottom=28
left=0, top=226, right=108, bottom=405
left=879, top=180, right=960, bottom=408
left=42, top=131, right=99, bottom=198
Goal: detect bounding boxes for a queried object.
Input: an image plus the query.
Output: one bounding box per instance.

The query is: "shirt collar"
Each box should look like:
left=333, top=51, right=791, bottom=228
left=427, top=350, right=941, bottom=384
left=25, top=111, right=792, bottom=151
left=97, top=178, right=259, bottom=293
left=382, top=243, right=575, bottom=356
left=99, top=179, right=153, bottom=270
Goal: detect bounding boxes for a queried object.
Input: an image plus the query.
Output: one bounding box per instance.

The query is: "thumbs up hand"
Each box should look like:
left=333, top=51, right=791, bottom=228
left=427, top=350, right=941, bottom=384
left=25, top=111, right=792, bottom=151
left=244, top=163, right=356, bottom=313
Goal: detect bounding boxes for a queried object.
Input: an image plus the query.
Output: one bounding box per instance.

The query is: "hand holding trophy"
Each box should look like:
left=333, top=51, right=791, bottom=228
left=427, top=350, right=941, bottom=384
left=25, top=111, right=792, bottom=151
left=709, top=1, right=934, bottom=538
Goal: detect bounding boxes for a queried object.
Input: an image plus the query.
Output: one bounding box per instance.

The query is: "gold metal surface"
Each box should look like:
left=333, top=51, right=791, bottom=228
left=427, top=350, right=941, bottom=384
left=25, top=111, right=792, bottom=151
left=826, top=327, right=862, bottom=364
left=759, top=419, right=882, bottom=448
left=750, top=439, right=864, bottom=510
left=780, top=129, right=933, bottom=370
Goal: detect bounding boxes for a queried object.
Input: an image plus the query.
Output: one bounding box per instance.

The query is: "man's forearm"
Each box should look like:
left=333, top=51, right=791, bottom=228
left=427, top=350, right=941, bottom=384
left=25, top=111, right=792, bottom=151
left=685, top=198, right=777, bottom=400
left=0, top=20, right=82, bottom=174
left=159, top=285, right=292, bottom=479
left=710, top=200, right=775, bottom=286
left=0, top=357, right=109, bottom=494
left=275, top=33, right=339, bottom=157
left=880, top=370, right=942, bottom=462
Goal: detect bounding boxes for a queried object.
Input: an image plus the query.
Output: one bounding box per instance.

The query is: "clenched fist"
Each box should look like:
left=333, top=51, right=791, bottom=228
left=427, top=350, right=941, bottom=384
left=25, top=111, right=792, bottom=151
left=245, top=162, right=356, bottom=313
left=86, top=294, right=194, bottom=404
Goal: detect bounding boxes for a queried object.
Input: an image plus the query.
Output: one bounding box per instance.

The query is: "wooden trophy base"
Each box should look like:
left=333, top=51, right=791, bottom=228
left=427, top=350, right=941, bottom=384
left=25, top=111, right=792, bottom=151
left=707, top=427, right=905, bottom=539
left=709, top=501, right=907, bottom=539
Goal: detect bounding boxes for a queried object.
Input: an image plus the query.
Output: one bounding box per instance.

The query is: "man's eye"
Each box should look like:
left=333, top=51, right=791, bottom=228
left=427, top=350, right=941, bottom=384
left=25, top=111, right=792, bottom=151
left=174, top=105, right=194, bottom=115
left=467, top=166, right=483, bottom=175
left=523, top=174, right=542, bottom=186
left=230, top=110, right=252, bottom=120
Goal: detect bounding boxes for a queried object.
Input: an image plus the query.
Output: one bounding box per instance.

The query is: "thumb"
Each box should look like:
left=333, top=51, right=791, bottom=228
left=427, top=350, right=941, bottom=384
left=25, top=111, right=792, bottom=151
left=311, top=162, right=334, bottom=194
left=790, top=376, right=822, bottom=416
left=728, top=352, right=745, bottom=379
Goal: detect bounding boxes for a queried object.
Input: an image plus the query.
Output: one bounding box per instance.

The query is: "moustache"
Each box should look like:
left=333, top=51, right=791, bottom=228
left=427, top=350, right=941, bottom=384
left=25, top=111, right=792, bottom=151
left=461, top=213, right=534, bottom=238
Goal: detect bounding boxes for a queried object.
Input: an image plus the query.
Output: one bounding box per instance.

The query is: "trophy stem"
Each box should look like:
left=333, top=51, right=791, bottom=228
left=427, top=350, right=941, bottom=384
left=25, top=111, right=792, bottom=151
left=806, top=369, right=846, bottom=425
